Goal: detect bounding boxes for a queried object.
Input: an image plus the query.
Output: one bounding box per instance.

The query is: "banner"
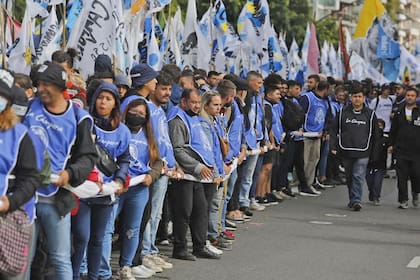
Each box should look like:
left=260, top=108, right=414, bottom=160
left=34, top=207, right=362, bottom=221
left=36, top=6, right=61, bottom=64
left=67, top=0, right=117, bottom=79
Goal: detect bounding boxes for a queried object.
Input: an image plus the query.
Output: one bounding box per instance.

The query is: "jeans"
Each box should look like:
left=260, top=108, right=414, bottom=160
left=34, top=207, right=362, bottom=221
left=206, top=184, right=223, bottom=240
left=303, top=138, right=321, bottom=186
left=249, top=155, right=263, bottom=198
left=238, top=154, right=259, bottom=208
left=169, top=180, right=207, bottom=255
left=35, top=203, right=72, bottom=280
left=99, top=185, right=149, bottom=278
left=366, top=169, right=386, bottom=201
left=141, top=176, right=169, bottom=256
left=342, top=157, right=369, bottom=206
left=71, top=199, right=114, bottom=279
left=395, top=156, right=420, bottom=202
left=221, top=168, right=237, bottom=231
left=318, top=139, right=330, bottom=178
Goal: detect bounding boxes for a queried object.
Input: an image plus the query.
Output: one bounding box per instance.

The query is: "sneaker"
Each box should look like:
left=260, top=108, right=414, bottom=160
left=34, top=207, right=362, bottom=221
left=312, top=182, right=325, bottom=191
left=265, top=193, right=280, bottom=205
left=131, top=265, right=155, bottom=279
left=151, top=254, right=173, bottom=269
left=272, top=190, right=285, bottom=200
left=249, top=198, right=265, bottom=211
left=279, top=188, right=296, bottom=199
left=222, top=230, right=235, bottom=240
left=197, top=244, right=222, bottom=259
left=211, top=238, right=232, bottom=251
left=239, top=207, right=254, bottom=217
left=310, top=186, right=322, bottom=195
left=172, top=252, right=196, bottom=261
left=322, top=178, right=339, bottom=187
left=398, top=201, right=409, bottom=209
left=352, top=203, right=362, bottom=211
left=373, top=199, right=381, bottom=206
left=225, top=219, right=237, bottom=231
left=226, top=212, right=245, bottom=223
left=299, top=187, right=320, bottom=197
left=142, top=255, right=163, bottom=273
left=118, top=266, right=136, bottom=280
left=413, top=193, right=419, bottom=208
left=158, top=239, right=170, bottom=246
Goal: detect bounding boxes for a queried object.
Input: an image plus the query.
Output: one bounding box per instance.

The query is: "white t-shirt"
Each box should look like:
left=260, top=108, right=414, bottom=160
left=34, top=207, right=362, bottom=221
left=369, top=95, right=395, bottom=132
left=405, top=108, right=413, bottom=121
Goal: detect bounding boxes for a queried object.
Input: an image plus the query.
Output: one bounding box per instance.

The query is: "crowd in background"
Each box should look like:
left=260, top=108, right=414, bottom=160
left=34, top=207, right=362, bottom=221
left=0, top=49, right=419, bottom=280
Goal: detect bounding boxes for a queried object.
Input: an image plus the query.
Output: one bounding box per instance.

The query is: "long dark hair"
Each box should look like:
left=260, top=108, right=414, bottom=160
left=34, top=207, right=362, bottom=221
left=122, top=98, right=159, bottom=165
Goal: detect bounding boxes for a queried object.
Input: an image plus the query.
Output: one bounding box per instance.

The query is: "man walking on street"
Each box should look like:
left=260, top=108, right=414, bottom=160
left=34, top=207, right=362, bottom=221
left=330, top=85, right=379, bottom=211
left=389, top=87, right=420, bottom=209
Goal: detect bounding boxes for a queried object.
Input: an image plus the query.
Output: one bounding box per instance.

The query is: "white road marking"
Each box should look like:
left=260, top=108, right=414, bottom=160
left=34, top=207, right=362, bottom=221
left=309, top=221, right=333, bottom=225
left=325, top=213, right=347, bottom=218
left=407, top=256, right=420, bottom=268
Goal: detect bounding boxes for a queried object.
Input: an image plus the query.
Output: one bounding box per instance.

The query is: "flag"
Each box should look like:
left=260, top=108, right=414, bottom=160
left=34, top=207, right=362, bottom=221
left=131, top=0, right=147, bottom=14
left=36, top=5, right=61, bottom=64
left=260, top=26, right=283, bottom=77
left=114, top=0, right=130, bottom=74
left=301, top=24, right=310, bottom=77
left=288, top=39, right=302, bottom=81
left=278, top=32, right=288, bottom=78
left=147, top=17, right=162, bottom=71
left=181, top=0, right=198, bottom=68
left=307, top=23, right=319, bottom=76
left=403, top=66, right=410, bottom=85
left=328, top=43, right=338, bottom=78
left=336, top=45, right=344, bottom=80
left=349, top=51, right=389, bottom=84
left=237, top=0, right=270, bottom=57
left=353, top=0, right=386, bottom=39
left=320, top=41, right=330, bottom=76
left=164, top=8, right=182, bottom=68
left=8, top=9, right=35, bottom=75
left=66, top=0, right=83, bottom=38
left=338, top=21, right=351, bottom=78
left=213, top=0, right=241, bottom=58
left=399, top=46, right=420, bottom=85
left=149, top=0, right=171, bottom=14
left=66, top=0, right=117, bottom=79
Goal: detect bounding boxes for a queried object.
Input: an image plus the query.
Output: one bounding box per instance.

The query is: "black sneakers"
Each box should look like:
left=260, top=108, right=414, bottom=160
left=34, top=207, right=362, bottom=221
left=192, top=247, right=221, bottom=259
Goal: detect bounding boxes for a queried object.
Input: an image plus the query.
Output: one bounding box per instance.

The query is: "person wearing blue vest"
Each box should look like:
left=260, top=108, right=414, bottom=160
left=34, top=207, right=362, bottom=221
left=298, top=80, right=329, bottom=197
left=24, top=62, right=97, bottom=280
left=257, top=81, right=284, bottom=205
left=236, top=71, right=265, bottom=217
left=140, top=74, right=180, bottom=273
left=102, top=97, right=158, bottom=280
left=71, top=82, right=131, bottom=280
left=199, top=91, right=229, bottom=253
left=168, top=89, right=220, bottom=261
left=0, top=70, right=40, bottom=280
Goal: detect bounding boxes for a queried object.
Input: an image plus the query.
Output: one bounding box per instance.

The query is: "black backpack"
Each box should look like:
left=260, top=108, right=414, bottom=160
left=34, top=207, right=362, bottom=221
left=281, top=98, right=305, bottom=132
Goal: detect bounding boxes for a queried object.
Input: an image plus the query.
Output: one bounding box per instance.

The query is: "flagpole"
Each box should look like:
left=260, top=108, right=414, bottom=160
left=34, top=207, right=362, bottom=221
left=62, top=0, right=67, bottom=50
left=0, top=4, right=6, bottom=69
left=209, top=0, right=216, bottom=71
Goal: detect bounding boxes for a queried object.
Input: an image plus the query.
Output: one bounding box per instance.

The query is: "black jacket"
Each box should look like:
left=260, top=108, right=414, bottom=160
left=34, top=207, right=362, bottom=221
left=330, top=105, right=379, bottom=159
left=389, top=105, right=420, bottom=161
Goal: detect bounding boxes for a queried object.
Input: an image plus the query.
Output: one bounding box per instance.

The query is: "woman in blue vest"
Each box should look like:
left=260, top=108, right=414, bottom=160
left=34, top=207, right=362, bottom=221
left=71, top=82, right=131, bottom=280
left=199, top=91, right=227, bottom=251
left=0, top=70, right=40, bottom=279
left=102, top=97, right=158, bottom=280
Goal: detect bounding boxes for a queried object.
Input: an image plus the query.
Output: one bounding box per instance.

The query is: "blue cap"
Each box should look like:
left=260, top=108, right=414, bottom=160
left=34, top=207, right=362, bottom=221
left=130, top=63, right=157, bottom=88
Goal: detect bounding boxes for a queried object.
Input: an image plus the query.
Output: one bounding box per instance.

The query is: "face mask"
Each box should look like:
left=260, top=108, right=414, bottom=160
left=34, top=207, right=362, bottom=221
left=0, top=96, right=8, bottom=113
left=186, top=109, right=198, bottom=117
left=126, top=112, right=146, bottom=127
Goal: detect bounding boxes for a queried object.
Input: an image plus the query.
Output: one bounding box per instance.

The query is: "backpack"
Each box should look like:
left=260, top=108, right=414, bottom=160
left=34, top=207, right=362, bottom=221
left=281, top=98, right=305, bottom=131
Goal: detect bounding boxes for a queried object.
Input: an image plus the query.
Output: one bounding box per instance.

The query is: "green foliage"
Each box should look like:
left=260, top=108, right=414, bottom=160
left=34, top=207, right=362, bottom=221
left=11, top=0, right=25, bottom=21
left=384, top=0, right=399, bottom=21
left=315, top=17, right=338, bottom=49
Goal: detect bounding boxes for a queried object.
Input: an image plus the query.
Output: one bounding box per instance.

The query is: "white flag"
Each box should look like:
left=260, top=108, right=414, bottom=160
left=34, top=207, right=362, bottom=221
left=8, top=9, right=35, bottom=75
left=67, top=0, right=116, bottom=79
left=147, top=18, right=162, bottom=71
left=36, top=5, right=61, bottom=64
left=181, top=0, right=198, bottom=68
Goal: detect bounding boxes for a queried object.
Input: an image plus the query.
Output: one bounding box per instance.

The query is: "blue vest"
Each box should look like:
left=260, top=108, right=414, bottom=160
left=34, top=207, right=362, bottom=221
left=302, top=92, right=328, bottom=133
left=95, top=124, right=131, bottom=183
left=168, top=107, right=215, bottom=167
left=23, top=98, right=92, bottom=196
left=148, top=101, right=176, bottom=169
left=128, top=128, right=151, bottom=177
left=265, top=101, right=284, bottom=145
left=221, top=100, right=243, bottom=161
left=0, top=124, right=36, bottom=221
left=200, top=117, right=224, bottom=176
left=244, top=96, right=258, bottom=149
left=255, top=94, right=264, bottom=141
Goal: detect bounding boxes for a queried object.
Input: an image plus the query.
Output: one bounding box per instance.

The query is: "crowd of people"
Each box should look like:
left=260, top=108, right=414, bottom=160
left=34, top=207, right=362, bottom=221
left=0, top=49, right=419, bottom=280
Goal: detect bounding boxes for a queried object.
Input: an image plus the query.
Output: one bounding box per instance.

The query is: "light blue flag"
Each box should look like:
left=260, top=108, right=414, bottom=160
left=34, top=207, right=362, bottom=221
left=66, top=0, right=83, bottom=38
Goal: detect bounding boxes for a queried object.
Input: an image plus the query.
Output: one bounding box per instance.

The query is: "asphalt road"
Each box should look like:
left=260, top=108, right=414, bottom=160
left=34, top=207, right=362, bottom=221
left=149, top=176, right=420, bottom=280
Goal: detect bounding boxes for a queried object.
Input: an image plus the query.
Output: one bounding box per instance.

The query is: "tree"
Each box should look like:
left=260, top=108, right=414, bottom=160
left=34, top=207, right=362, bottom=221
left=316, top=17, right=338, bottom=49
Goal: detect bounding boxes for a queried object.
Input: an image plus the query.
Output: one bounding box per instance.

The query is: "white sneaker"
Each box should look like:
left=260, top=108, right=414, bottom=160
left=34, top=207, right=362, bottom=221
left=142, top=255, right=163, bottom=273
left=151, top=254, right=173, bottom=269
left=205, top=240, right=223, bottom=256
left=131, top=265, right=155, bottom=279
left=118, top=266, right=136, bottom=280
left=249, top=198, right=265, bottom=211
left=310, top=186, right=322, bottom=195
